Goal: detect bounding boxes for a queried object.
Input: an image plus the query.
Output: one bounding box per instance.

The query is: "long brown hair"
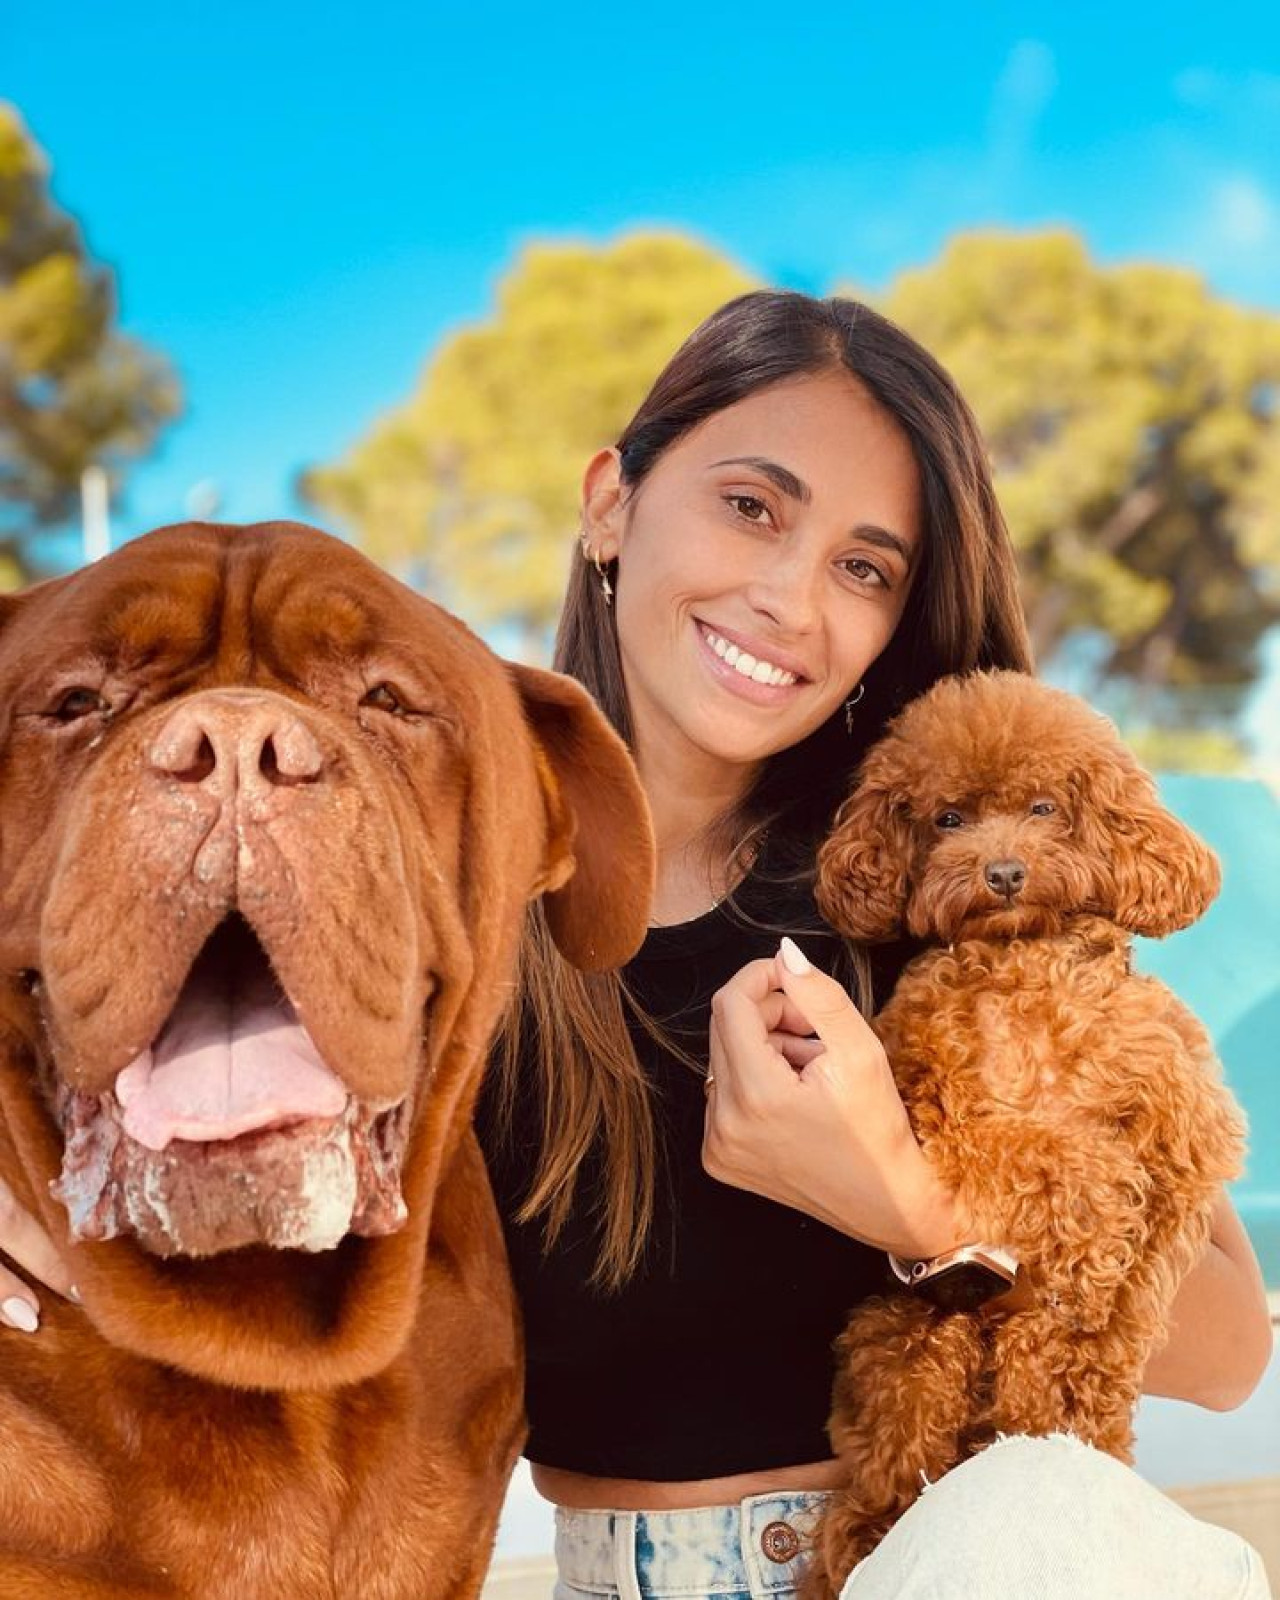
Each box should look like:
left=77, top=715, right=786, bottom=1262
left=494, top=291, right=1032, bottom=1288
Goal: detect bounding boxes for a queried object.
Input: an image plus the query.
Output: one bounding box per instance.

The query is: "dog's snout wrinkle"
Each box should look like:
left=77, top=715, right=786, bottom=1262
left=984, top=857, right=1027, bottom=897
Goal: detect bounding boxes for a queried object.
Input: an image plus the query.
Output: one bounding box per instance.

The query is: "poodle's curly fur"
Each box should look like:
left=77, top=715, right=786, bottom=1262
left=804, top=671, right=1247, bottom=1596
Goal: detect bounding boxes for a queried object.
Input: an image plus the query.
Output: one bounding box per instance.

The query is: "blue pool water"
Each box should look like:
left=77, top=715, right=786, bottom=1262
left=1139, top=775, right=1280, bottom=1287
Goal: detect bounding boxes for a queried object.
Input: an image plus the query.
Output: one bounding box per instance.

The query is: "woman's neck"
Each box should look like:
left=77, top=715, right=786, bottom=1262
left=635, top=743, right=760, bottom=928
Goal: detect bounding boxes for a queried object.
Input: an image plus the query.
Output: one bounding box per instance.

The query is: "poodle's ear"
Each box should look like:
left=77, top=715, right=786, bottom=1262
left=508, top=662, right=655, bottom=971
left=1072, top=756, right=1220, bottom=937
left=816, top=781, right=916, bottom=941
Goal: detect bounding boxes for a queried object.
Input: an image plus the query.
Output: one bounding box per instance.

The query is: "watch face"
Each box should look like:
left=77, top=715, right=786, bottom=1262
left=912, top=1261, right=1014, bottom=1313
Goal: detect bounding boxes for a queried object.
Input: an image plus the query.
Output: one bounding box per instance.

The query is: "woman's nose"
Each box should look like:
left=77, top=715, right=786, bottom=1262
left=743, top=549, right=822, bottom=634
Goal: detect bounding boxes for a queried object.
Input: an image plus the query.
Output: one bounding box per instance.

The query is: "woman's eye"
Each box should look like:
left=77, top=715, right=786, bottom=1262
left=840, top=557, right=887, bottom=588
left=727, top=494, right=770, bottom=524
left=52, top=688, right=110, bottom=723
left=361, top=683, right=408, bottom=716
left=1030, top=800, right=1056, bottom=817
left=935, top=810, right=965, bottom=830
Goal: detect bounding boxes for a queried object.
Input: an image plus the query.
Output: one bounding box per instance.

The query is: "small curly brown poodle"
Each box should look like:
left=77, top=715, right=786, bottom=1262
left=803, top=670, right=1247, bottom=1597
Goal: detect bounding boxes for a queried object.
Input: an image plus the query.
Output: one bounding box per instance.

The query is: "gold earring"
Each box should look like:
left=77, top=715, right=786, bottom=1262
left=579, top=530, right=614, bottom=606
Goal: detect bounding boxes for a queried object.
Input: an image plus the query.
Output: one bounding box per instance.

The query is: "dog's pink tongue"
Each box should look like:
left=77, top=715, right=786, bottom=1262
left=115, top=964, right=347, bottom=1152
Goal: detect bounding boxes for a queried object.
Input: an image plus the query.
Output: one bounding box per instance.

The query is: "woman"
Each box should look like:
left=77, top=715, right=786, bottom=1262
left=3, top=293, right=1273, bottom=1599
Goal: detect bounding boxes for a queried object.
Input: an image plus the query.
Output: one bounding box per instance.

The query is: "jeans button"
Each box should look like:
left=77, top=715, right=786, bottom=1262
left=761, top=1520, right=801, bottom=1563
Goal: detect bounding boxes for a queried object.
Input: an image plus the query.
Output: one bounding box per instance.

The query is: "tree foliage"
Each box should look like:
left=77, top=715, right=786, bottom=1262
left=878, top=230, right=1280, bottom=694
left=0, top=105, right=180, bottom=583
left=302, top=233, right=754, bottom=641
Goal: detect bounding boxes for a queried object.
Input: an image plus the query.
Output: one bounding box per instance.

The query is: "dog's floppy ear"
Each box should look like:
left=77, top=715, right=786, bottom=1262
left=816, top=777, right=917, bottom=942
left=1073, top=754, right=1220, bottom=937
left=509, top=662, right=655, bottom=971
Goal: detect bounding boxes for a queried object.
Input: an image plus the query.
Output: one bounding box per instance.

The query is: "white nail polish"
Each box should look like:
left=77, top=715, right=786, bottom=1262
left=2, top=1297, right=39, bottom=1333
left=67, top=1284, right=83, bottom=1305
left=779, top=936, right=812, bottom=975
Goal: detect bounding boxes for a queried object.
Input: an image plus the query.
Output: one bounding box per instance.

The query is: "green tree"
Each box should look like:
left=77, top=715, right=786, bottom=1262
left=0, top=105, right=180, bottom=584
left=303, top=232, right=755, bottom=649
left=877, top=230, right=1280, bottom=699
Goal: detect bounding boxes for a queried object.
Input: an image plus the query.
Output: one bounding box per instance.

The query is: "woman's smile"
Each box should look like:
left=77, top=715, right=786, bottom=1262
left=693, top=618, right=808, bottom=704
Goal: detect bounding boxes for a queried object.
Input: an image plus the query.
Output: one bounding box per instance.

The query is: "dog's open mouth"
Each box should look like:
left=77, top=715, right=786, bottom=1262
left=51, top=914, right=411, bottom=1258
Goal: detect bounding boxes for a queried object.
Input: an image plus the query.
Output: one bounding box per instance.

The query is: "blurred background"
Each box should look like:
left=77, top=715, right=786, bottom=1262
left=2, top=0, right=1277, bottom=1574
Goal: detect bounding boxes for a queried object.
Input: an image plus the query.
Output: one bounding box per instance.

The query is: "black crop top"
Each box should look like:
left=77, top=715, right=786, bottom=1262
left=473, top=868, right=912, bottom=1481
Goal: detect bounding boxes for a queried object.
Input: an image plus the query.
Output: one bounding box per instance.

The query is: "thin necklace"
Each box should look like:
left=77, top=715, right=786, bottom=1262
left=648, top=833, right=763, bottom=927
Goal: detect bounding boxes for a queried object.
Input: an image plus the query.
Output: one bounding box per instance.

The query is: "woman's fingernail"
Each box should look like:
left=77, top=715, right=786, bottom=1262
left=779, top=936, right=812, bottom=975
left=67, top=1284, right=83, bottom=1305
left=2, top=1296, right=39, bottom=1333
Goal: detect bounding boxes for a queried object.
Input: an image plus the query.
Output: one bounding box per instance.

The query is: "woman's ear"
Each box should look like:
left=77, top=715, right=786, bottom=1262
left=508, top=661, right=654, bottom=970
left=815, top=780, right=916, bottom=942
left=580, top=447, right=625, bottom=562
left=1073, top=757, right=1221, bottom=937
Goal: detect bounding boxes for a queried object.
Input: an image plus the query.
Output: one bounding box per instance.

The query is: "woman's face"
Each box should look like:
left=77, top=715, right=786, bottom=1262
left=584, top=369, right=923, bottom=786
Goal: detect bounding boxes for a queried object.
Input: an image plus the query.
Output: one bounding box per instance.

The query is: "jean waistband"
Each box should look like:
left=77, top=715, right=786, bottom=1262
left=555, top=1490, right=829, bottom=1596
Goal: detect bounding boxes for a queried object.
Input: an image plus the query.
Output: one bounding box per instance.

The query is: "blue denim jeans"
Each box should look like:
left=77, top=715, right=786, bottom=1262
left=552, top=1435, right=1272, bottom=1599
left=554, top=1489, right=819, bottom=1600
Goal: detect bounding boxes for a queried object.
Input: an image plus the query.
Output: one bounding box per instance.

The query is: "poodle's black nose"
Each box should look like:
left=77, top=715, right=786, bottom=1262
left=985, top=858, right=1027, bottom=897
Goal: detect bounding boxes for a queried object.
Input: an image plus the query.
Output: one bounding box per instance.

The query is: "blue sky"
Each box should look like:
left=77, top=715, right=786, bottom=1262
left=4, top=2, right=1279, bottom=553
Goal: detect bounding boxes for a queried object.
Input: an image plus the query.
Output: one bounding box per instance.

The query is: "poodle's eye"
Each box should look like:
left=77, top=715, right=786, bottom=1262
left=935, top=810, right=965, bottom=830
left=1030, top=800, right=1056, bottom=817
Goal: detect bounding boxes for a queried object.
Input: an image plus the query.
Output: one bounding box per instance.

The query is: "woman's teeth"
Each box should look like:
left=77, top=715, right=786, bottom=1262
left=701, top=627, right=798, bottom=687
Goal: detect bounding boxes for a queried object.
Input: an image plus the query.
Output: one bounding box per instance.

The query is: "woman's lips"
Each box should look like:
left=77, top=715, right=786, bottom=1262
left=694, top=620, right=809, bottom=705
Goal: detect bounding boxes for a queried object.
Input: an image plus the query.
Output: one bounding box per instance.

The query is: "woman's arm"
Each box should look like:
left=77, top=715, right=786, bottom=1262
left=994, top=1189, right=1273, bottom=1408
left=1140, top=1189, right=1273, bottom=1410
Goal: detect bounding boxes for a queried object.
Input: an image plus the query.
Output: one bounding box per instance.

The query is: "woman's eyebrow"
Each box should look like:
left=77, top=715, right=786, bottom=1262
left=710, top=455, right=914, bottom=566
left=858, top=525, right=916, bottom=567
left=709, top=456, right=811, bottom=503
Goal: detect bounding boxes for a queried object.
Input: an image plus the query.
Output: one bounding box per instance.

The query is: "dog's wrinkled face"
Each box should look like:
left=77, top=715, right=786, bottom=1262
left=0, top=522, right=650, bottom=1268
left=817, top=671, right=1220, bottom=946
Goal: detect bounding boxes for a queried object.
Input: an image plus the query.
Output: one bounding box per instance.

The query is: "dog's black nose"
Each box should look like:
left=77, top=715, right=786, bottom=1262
left=985, top=858, right=1027, bottom=897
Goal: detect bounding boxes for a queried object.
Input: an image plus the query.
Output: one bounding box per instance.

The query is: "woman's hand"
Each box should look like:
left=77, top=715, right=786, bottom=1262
left=0, top=1175, right=77, bottom=1331
left=702, top=937, right=969, bottom=1258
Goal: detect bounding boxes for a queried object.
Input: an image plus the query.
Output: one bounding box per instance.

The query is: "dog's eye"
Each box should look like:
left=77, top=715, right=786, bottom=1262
left=360, top=681, right=453, bottom=732
left=51, top=687, right=110, bottom=723
left=1030, top=800, right=1056, bottom=817
left=361, top=683, right=409, bottom=716
left=935, top=810, right=965, bottom=830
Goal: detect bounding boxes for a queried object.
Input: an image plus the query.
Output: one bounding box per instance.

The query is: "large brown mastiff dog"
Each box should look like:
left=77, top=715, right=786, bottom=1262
left=0, top=521, right=653, bottom=1598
